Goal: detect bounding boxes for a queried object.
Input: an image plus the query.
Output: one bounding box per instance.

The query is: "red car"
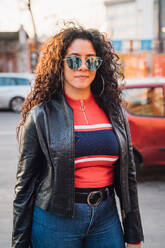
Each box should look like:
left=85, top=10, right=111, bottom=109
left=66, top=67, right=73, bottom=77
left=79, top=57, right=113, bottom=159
left=122, top=77, right=165, bottom=173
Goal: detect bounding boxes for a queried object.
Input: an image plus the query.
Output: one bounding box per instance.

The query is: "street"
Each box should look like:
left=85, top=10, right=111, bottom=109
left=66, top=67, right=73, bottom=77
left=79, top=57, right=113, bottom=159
left=0, top=111, right=165, bottom=248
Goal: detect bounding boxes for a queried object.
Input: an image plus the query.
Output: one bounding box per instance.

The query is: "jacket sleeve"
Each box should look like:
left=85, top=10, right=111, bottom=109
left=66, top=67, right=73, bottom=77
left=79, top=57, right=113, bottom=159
left=121, top=107, right=144, bottom=244
left=12, top=111, right=41, bottom=248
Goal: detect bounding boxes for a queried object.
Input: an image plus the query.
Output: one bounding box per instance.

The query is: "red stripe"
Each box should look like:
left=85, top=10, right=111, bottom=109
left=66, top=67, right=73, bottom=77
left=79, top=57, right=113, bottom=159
left=75, top=166, right=115, bottom=188
left=75, top=155, right=118, bottom=161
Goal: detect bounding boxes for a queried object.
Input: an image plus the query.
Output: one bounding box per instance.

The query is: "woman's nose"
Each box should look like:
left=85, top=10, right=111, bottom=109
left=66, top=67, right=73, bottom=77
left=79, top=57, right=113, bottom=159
left=78, top=58, right=88, bottom=70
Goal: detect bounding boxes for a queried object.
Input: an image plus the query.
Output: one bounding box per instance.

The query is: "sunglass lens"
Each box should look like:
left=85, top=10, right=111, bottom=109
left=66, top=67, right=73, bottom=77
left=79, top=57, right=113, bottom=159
left=86, top=57, right=102, bottom=70
left=67, top=56, right=81, bottom=70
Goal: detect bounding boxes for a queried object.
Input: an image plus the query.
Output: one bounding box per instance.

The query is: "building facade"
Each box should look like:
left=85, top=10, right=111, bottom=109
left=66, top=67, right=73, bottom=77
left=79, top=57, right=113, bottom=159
left=104, top=0, right=164, bottom=53
left=0, top=25, right=30, bottom=72
left=104, top=0, right=165, bottom=77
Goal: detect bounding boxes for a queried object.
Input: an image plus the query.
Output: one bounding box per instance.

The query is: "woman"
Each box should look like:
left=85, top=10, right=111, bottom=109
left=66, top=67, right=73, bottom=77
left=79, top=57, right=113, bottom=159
left=12, top=24, right=144, bottom=248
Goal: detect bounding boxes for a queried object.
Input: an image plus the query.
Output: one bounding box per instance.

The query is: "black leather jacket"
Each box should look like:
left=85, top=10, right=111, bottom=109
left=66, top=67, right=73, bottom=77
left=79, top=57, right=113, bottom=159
left=12, top=95, right=144, bottom=247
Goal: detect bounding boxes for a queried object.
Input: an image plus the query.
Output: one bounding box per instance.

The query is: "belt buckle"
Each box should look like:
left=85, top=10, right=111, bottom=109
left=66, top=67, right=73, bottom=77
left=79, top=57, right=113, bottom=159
left=87, top=190, right=103, bottom=207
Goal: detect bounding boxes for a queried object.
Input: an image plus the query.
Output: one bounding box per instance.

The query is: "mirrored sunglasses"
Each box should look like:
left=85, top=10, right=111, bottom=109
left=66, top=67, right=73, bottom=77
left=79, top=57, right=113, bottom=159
left=63, top=56, right=103, bottom=71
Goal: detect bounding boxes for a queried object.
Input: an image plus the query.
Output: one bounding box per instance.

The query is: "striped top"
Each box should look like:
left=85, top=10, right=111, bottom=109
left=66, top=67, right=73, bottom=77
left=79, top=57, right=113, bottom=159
left=66, top=93, right=120, bottom=188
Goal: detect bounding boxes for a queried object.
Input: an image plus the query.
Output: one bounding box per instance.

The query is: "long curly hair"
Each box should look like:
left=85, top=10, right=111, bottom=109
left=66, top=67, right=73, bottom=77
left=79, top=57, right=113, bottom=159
left=17, top=23, right=124, bottom=137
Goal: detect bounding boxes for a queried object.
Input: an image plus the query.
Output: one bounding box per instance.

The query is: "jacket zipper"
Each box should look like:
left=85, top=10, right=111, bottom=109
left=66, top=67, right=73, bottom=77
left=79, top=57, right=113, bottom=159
left=80, top=100, right=88, bottom=124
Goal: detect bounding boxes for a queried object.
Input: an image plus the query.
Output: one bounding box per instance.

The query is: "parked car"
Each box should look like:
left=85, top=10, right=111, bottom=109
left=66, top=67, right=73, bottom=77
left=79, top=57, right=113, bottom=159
left=122, top=77, right=165, bottom=173
left=0, top=73, right=34, bottom=112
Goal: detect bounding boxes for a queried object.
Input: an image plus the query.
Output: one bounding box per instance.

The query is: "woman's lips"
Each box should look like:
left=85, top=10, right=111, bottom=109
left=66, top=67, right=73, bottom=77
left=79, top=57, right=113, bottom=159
left=74, top=75, right=89, bottom=78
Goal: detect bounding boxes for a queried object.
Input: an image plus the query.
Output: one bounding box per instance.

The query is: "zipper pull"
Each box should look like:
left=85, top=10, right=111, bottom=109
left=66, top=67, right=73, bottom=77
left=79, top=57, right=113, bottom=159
left=80, top=100, right=85, bottom=112
left=80, top=100, right=88, bottom=125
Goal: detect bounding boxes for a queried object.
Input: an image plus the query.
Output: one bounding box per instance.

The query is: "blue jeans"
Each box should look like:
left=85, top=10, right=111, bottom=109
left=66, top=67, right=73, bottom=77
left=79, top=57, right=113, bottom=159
left=31, top=194, right=125, bottom=248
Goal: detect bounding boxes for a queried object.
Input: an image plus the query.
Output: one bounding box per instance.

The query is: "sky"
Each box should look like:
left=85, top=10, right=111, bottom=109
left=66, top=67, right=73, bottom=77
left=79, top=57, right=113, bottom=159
left=0, top=0, right=107, bottom=39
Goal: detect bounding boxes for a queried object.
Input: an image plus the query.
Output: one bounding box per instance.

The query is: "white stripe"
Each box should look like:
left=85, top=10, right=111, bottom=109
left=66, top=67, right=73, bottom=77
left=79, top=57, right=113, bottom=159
left=75, top=157, right=118, bottom=164
left=74, top=124, right=112, bottom=130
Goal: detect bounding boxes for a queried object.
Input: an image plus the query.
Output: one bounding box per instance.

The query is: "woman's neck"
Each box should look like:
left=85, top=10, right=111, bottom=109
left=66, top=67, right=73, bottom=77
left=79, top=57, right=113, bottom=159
left=64, top=87, right=91, bottom=100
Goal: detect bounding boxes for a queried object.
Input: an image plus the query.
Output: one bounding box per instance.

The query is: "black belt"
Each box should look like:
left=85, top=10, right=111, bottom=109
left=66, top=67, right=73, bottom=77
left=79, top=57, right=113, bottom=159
left=75, top=185, right=114, bottom=207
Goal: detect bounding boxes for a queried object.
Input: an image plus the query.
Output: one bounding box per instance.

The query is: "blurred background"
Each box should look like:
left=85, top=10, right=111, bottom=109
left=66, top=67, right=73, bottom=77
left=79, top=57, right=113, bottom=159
left=0, top=0, right=165, bottom=76
left=0, top=0, right=165, bottom=248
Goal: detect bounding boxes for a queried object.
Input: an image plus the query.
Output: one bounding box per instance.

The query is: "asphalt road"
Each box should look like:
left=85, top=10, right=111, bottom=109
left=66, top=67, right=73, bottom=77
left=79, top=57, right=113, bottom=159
left=0, top=111, right=165, bottom=248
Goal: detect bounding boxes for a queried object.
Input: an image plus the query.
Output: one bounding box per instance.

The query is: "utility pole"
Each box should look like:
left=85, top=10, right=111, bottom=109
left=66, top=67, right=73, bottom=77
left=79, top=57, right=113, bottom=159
left=158, top=0, right=163, bottom=53
left=19, top=0, right=39, bottom=72
left=19, top=0, right=38, bottom=46
left=26, top=0, right=39, bottom=71
left=26, top=0, right=38, bottom=48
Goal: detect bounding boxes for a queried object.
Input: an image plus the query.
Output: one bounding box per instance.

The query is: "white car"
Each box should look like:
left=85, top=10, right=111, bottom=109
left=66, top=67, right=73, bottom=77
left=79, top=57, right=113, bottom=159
left=0, top=73, right=34, bottom=112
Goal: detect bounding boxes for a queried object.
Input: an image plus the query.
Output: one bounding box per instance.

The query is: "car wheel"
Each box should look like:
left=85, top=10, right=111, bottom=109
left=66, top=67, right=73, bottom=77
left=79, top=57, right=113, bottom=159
left=10, top=97, right=24, bottom=113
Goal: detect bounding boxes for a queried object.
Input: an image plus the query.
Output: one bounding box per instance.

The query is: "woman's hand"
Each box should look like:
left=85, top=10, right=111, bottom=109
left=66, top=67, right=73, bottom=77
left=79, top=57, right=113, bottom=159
left=127, top=244, right=142, bottom=248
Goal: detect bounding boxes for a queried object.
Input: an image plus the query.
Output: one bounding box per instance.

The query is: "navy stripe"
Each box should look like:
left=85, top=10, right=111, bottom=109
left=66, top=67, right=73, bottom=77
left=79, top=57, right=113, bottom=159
left=75, top=129, right=120, bottom=158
